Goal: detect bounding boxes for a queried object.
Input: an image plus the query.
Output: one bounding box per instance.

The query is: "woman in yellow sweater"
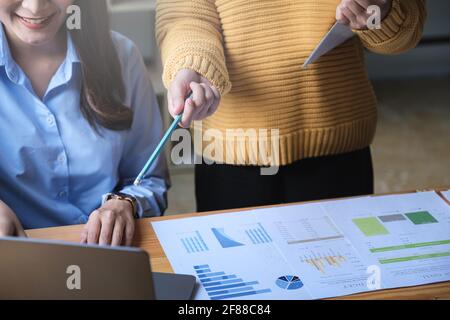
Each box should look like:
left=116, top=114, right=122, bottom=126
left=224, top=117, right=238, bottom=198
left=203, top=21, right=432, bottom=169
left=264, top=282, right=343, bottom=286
left=156, top=0, right=426, bottom=211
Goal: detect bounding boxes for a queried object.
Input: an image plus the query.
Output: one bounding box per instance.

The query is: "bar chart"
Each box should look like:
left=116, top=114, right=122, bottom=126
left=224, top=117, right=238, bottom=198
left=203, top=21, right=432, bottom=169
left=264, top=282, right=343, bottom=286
left=245, top=223, right=272, bottom=244
left=300, top=249, right=347, bottom=274
left=179, top=231, right=209, bottom=254
left=194, top=264, right=272, bottom=300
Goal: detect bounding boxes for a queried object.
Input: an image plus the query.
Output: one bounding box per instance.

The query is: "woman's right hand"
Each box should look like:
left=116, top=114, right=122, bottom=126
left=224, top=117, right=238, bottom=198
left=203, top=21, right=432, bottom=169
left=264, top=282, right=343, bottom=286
left=0, top=201, right=26, bottom=237
left=168, top=69, right=221, bottom=128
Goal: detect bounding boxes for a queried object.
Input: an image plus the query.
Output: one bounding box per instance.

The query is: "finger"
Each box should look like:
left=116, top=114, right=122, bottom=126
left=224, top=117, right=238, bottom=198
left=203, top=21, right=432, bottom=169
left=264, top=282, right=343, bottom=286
left=180, top=96, right=196, bottom=128
left=0, top=222, right=12, bottom=237
left=80, top=225, right=89, bottom=243
left=124, top=220, right=135, bottom=247
left=340, top=5, right=358, bottom=28
left=336, top=5, right=351, bottom=25
left=343, top=0, right=369, bottom=29
left=190, top=82, right=207, bottom=110
left=195, top=84, right=214, bottom=120
left=99, top=210, right=115, bottom=246
left=111, top=217, right=125, bottom=247
left=16, top=227, right=27, bottom=238
left=169, top=80, right=189, bottom=117
left=87, top=212, right=101, bottom=244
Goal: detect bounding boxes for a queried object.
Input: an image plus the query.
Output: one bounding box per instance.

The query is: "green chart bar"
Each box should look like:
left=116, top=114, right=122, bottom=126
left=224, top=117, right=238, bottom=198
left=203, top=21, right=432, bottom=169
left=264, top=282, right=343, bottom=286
left=353, top=217, right=389, bottom=237
left=405, top=211, right=438, bottom=225
left=370, top=240, right=450, bottom=253
left=379, top=251, right=450, bottom=264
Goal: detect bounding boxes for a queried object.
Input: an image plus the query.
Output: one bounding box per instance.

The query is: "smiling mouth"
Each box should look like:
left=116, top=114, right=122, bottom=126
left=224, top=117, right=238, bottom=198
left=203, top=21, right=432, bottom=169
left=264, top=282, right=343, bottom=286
left=15, top=13, right=55, bottom=26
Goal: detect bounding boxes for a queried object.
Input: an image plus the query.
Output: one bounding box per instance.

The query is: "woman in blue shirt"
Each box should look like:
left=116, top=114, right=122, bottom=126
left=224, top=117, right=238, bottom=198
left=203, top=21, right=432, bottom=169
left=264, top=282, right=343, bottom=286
left=0, top=0, right=168, bottom=246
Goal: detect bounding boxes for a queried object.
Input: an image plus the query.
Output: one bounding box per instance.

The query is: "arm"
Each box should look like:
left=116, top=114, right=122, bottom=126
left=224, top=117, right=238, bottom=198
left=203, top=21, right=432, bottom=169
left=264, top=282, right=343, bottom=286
left=81, top=39, right=169, bottom=247
left=116, top=44, right=169, bottom=219
left=156, top=0, right=231, bottom=95
left=337, top=0, right=426, bottom=54
left=156, top=0, right=230, bottom=127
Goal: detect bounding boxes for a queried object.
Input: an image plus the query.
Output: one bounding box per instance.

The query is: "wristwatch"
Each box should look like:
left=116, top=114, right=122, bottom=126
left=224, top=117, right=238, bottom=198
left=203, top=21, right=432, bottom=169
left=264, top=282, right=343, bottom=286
left=103, top=192, right=139, bottom=219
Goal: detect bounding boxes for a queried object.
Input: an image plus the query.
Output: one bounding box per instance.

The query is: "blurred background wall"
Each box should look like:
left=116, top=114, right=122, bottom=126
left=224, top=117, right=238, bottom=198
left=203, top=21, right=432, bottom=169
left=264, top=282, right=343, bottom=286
left=107, top=0, right=450, bottom=215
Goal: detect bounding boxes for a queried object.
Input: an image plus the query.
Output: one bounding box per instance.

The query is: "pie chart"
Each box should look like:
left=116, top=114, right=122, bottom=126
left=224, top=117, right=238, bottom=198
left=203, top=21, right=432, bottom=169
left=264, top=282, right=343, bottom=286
left=276, top=275, right=303, bottom=290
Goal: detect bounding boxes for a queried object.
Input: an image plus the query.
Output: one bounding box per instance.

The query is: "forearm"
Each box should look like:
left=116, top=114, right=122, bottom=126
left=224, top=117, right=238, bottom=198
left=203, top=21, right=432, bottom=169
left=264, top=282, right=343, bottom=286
left=156, top=0, right=231, bottom=95
left=116, top=176, right=168, bottom=218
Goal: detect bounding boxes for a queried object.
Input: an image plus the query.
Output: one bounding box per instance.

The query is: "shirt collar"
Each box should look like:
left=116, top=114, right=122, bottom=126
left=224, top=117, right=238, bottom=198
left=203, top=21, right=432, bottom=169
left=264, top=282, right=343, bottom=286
left=66, top=31, right=80, bottom=64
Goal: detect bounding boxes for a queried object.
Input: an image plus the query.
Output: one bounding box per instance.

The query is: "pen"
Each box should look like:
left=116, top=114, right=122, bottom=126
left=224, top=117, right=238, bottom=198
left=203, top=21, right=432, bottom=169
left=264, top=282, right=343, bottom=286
left=133, top=93, right=193, bottom=186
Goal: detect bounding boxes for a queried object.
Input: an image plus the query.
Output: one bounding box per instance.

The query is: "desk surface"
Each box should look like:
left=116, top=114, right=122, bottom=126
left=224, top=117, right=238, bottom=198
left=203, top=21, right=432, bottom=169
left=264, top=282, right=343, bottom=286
left=26, top=190, right=450, bottom=300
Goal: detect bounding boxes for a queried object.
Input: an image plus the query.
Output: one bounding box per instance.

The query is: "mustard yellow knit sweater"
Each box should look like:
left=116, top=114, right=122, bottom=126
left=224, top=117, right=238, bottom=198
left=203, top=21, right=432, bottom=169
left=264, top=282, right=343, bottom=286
left=156, top=0, right=426, bottom=166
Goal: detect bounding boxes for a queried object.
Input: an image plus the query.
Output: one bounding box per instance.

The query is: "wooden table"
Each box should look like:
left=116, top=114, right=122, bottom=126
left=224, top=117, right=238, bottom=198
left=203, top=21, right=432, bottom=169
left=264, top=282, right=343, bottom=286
left=27, top=190, right=450, bottom=300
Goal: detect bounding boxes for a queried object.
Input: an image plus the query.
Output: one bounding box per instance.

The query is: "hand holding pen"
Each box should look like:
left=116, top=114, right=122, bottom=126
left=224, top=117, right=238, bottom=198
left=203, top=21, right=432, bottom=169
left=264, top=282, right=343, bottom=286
left=134, top=70, right=220, bottom=185
left=168, top=69, right=221, bottom=128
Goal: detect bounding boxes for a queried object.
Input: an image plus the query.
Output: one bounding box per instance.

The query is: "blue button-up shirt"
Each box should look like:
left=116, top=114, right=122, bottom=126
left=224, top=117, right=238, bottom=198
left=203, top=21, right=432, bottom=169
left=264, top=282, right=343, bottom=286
left=0, top=25, right=169, bottom=229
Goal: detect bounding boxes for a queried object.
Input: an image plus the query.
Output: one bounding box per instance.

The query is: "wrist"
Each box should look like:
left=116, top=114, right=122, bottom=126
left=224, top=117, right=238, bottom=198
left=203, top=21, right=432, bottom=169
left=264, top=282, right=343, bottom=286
left=103, top=193, right=138, bottom=219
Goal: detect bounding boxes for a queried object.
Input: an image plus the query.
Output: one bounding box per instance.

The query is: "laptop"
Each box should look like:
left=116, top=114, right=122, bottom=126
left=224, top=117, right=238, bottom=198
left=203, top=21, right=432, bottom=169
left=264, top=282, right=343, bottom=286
left=0, top=237, right=197, bottom=300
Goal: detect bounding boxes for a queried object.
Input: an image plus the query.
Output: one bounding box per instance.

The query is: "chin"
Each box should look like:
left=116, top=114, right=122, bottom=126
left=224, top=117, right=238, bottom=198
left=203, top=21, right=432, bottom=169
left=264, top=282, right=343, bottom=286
left=19, top=34, right=55, bottom=46
left=15, top=26, right=59, bottom=46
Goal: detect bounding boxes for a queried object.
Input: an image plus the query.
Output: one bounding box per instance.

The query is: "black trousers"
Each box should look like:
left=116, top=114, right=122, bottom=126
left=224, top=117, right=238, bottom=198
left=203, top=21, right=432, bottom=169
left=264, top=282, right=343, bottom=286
left=195, top=147, right=374, bottom=212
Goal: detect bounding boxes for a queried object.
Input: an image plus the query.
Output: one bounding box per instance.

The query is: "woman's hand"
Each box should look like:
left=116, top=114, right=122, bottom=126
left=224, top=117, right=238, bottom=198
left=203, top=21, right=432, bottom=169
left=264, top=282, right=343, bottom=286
left=336, top=0, right=392, bottom=30
left=0, top=201, right=26, bottom=237
left=168, top=69, right=221, bottom=128
left=81, top=199, right=136, bottom=246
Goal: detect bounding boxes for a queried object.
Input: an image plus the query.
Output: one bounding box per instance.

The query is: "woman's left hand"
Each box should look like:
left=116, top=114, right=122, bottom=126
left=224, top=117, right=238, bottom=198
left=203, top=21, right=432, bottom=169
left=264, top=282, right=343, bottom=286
left=336, top=0, right=393, bottom=30
left=81, top=199, right=135, bottom=246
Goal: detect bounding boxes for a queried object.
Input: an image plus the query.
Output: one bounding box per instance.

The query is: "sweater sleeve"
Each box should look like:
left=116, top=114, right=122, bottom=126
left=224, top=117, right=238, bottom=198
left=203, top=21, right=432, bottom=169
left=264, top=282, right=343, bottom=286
left=354, top=0, right=426, bottom=54
left=155, top=0, right=231, bottom=95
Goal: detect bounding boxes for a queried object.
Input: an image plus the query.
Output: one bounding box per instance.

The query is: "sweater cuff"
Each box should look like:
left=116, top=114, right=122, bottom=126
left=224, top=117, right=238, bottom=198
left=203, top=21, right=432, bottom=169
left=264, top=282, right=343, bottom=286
left=354, top=0, right=406, bottom=45
left=162, top=51, right=232, bottom=96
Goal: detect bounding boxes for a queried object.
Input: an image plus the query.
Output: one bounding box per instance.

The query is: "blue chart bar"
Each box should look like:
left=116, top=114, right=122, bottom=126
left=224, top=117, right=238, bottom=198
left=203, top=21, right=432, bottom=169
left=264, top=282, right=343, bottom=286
left=203, top=278, right=242, bottom=287
left=245, top=223, right=273, bottom=244
left=201, top=275, right=237, bottom=283
left=193, top=265, right=272, bottom=300
left=181, top=231, right=209, bottom=254
left=196, top=269, right=211, bottom=274
left=194, top=265, right=209, bottom=270
left=198, top=272, right=226, bottom=279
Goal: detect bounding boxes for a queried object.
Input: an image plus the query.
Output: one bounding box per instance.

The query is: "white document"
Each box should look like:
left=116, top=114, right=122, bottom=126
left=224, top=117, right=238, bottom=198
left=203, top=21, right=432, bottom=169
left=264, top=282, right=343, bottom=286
left=302, top=22, right=354, bottom=68
left=152, top=191, right=450, bottom=300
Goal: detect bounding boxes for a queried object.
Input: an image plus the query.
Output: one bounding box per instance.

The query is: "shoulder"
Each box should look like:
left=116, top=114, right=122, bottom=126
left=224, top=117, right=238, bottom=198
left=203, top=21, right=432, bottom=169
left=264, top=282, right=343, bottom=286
left=110, top=31, right=146, bottom=79
left=109, top=31, right=154, bottom=105
left=110, top=31, right=141, bottom=59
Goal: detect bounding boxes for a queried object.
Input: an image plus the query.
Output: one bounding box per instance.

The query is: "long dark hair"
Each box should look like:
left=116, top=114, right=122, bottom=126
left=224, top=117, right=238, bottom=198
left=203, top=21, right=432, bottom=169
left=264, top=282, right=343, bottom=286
left=70, top=0, right=133, bottom=131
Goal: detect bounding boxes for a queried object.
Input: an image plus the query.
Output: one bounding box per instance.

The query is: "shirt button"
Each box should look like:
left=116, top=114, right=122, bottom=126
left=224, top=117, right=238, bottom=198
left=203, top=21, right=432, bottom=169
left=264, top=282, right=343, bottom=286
left=58, top=191, right=67, bottom=198
left=57, top=154, right=66, bottom=164
left=47, top=115, right=55, bottom=126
